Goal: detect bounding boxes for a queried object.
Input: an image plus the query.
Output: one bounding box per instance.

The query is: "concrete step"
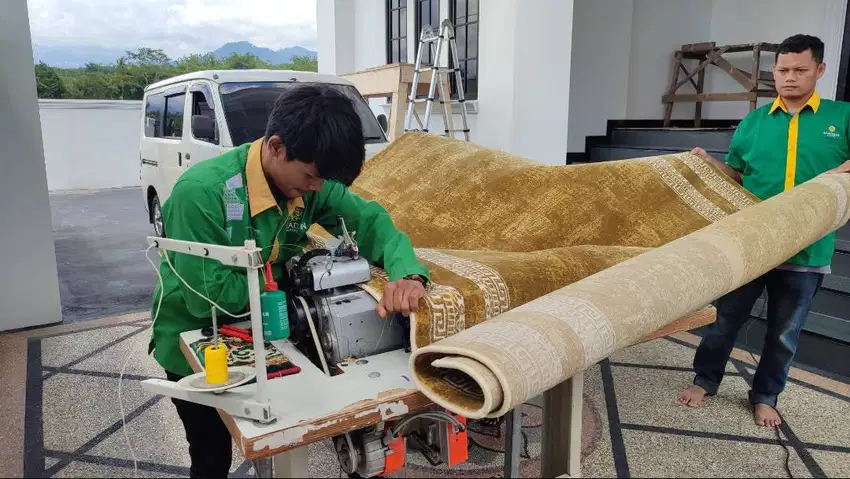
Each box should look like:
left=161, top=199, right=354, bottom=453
left=610, top=127, right=736, bottom=151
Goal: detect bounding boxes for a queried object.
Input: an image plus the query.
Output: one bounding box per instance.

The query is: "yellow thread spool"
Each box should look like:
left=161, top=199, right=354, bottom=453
left=204, top=344, right=228, bottom=385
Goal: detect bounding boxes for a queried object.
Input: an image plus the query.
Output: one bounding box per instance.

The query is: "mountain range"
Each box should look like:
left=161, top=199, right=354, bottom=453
left=32, top=41, right=318, bottom=68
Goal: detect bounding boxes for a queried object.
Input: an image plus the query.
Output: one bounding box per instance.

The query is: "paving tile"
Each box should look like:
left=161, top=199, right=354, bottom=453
left=50, top=460, right=185, bottom=478
left=86, top=399, right=189, bottom=468
left=41, top=326, right=144, bottom=368
left=580, top=363, right=619, bottom=479
left=621, top=429, right=814, bottom=478
left=71, top=325, right=165, bottom=379
left=768, top=380, right=850, bottom=449
left=610, top=337, right=738, bottom=373
left=612, top=366, right=779, bottom=440
left=810, top=450, right=850, bottom=478
left=42, top=373, right=156, bottom=453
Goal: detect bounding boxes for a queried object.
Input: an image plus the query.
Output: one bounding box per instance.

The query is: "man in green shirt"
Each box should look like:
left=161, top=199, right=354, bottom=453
left=149, top=84, right=430, bottom=477
left=679, top=34, right=850, bottom=428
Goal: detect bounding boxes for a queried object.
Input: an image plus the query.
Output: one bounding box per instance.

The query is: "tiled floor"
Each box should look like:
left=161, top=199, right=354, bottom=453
left=3, top=314, right=849, bottom=478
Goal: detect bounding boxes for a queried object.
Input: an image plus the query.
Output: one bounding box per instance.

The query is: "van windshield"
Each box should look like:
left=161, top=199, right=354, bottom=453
left=218, top=82, right=387, bottom=147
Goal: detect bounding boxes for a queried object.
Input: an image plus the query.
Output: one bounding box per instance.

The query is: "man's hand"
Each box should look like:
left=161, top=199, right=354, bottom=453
left=690, top=146, right=715, bottom=161
left=826, top=160, right=850, bottom=174
left=377, top=278, right=426, bottom=318
left=691, top=146, right=742, bottom=184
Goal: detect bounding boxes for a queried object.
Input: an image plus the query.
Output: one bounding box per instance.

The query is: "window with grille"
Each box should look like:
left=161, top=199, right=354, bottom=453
left=450, top=0, right=478, bottom=100
left=386, top=0, right=408, bottom=64
left=414, top=0, right=441, bottom=66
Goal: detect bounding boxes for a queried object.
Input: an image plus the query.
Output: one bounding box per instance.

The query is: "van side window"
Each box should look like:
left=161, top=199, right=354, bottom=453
left=190, top=85, right=218, bottom=144
left=163, top=93, right=186, bottom=138
left=144, top=94, right=165, bottom=137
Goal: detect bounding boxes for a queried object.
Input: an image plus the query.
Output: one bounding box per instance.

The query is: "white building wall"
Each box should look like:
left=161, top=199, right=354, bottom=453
left=625, top=0, right=713, bottom=121
left=0, top=0, right=63, bottom=331
left=39, top=100, right=143, bottom=192
left=567, top=0, right=634, bottom=153
left=703, top=0, right=847, bottom=119
left=320, top=0, right=849, bottom=160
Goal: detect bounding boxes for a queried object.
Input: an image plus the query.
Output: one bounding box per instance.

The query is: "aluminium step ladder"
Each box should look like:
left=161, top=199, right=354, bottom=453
left=403, top=19, right=471, bottom=141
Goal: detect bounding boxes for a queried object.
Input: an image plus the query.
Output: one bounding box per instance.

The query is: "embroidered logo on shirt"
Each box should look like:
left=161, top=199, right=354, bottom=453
left=286, top=206, right=307, bottom=233
left=824, top=125, right=841, bottom=139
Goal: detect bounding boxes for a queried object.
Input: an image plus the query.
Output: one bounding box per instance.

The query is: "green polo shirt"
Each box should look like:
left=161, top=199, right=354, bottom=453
left=724, top=91, right=850, bottom=269
left=149, top=139, right=430, bottom=377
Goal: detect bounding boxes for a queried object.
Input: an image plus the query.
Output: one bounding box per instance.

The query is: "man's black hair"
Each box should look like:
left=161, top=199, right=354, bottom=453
left=776, top=34, right=825, bottom=64
left=264, top=84, right=365, bottom=186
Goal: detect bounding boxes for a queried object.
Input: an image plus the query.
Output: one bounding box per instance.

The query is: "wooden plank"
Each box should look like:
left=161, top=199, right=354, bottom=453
left=679, top=63, right=700, bottom=91
left=663, top=52, right=683, bottom=127
left=695, top=66, right=706, bottom=127
left=712, top=55, right=755, bottom=90
left=671, top=46, right=730, bottom=93
left=341, top=63, right=435, bottom=98
left=737, top=67, right=774, bottom=83
left=637, top=308, right=716, bottom=344
left=680, top=42, right=717, bottom=53
left=750, top=44, right=762, bottom=111
left=663, top=92, right=757, bottom=103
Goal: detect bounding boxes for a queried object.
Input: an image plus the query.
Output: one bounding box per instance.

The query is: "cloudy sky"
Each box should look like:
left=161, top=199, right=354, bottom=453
left=26, top=0, right=318, bottom=56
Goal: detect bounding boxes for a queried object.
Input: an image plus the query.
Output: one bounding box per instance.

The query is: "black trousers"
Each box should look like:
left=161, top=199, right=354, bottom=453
left=166, top=371, right=233, bottom=478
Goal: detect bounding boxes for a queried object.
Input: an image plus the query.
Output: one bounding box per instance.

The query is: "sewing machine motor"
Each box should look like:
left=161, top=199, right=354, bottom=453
left=284, top=221, right=408, bottom=375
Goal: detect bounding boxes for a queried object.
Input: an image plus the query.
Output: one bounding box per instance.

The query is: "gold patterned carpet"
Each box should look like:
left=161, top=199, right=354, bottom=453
left=312, top=132, right=850, bottom=419
left=309, top=132, right=758, bottom=350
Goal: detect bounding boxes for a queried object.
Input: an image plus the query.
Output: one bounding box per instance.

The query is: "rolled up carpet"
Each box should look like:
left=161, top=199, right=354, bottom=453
left=409, top=172, right=850, bottom=419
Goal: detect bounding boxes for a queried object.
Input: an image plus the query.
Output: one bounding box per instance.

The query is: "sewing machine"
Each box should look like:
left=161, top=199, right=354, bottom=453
left=139, top=219, right=475, bottom=478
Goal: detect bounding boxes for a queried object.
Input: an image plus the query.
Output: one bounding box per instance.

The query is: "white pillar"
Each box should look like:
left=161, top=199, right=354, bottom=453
left=476, top=0, right=575, bottom=165
left=317, top=0, right=356, bottom=75
left=0, top=0, right=63, bottom=331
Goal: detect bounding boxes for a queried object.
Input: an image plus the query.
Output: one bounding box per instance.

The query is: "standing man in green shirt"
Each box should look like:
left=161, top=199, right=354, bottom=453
left=680, top=34, right=850, bottom=428
left=149, top=84, right=430, bottom=477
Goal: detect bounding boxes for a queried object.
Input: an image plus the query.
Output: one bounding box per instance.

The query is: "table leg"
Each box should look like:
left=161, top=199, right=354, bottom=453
left=252, top=447, right=309, bottom=478
left=503, top=407, right=523, bottom=478
left=541, top=372, right=584, bottom=478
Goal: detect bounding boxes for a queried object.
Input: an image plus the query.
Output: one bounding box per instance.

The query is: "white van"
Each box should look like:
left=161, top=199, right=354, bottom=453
left=140, top=69, right=391, bottom=237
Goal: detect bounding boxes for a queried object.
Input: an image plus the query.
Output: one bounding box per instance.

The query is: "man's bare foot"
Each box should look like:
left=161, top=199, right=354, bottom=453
left=679, top=385, right=708, bottom=408
left=754, top=403, right=782, bottom=428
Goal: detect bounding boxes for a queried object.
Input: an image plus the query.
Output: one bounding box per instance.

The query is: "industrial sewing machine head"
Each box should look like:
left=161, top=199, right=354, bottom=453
left=284, top=215, right=408, bottom=376
left=284, top=217, right=469, bottom=477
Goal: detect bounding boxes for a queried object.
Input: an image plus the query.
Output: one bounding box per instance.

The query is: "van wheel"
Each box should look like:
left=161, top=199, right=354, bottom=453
left=151, top=195, right=165, bottom=237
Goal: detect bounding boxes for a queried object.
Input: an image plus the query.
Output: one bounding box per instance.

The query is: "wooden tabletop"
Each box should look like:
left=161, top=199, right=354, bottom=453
left=179, top=307, right=715, bottom=460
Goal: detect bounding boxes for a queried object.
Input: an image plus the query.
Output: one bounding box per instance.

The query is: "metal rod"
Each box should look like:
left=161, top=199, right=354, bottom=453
left=504, top=407, right=523, bottom=478
left=246, top=239, right=269, bottom=404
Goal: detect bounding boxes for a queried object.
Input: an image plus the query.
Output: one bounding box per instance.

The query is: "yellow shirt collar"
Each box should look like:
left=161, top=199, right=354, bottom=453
left=770, top=90, right=821, bottom=115
left=246, top=138, right=305, bottom=217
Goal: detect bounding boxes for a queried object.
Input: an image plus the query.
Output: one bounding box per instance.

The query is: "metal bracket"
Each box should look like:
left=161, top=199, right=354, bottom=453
left=141, top=378, right=275, bottom=423
left=147, top=236, right=263, bottom=269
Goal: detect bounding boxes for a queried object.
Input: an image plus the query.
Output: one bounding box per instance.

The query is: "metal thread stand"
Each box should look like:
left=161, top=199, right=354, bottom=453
left=140, top=238, right=275, bottom=423
left=404, top=18, right=471, bottom=141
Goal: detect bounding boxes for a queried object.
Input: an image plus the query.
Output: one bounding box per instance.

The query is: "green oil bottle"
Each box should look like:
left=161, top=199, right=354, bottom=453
left=261, top=262, right=290, bottom=340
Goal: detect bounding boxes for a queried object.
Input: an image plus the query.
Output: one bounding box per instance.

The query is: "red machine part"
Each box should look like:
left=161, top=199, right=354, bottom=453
left=382, top=425, right=406, bottom=476
left=445, top=412, right=468, bottom=467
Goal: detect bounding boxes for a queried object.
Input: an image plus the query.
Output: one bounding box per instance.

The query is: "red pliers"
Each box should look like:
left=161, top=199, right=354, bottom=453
left=219, top=324, right=253, bottom=342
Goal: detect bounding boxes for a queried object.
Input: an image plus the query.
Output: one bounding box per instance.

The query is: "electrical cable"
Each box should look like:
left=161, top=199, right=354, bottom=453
left=744, top=292, right=794, bottom=479
left=117, top=238, right=301, bottom=477
left=117, top=243, right=163, bottom=478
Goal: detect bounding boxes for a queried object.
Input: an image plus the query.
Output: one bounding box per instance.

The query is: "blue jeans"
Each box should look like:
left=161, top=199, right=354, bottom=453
left=692, top=268, right=824, bottom=407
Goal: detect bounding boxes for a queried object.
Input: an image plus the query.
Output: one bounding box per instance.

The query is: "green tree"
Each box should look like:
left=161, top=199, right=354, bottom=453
left=69, top=72, right=120, bottom=99
left=34, top=62, right=67, bottom=99
left=35, top=46, right=319, bottom=100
